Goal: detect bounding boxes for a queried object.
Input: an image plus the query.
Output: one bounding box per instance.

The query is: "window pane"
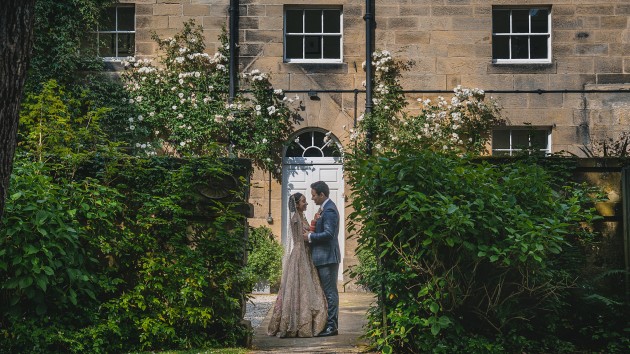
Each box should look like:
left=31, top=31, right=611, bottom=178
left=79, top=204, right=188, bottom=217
left=323, top=10, right=340, bottom=33
left=98, top=33, right=116, bottom=57
left=530, top=35, right=548, bottom=59
left=286, top=10, right=303, bottom=33
left=530, top=9, right=548, bottom=33
left=286, top=35, right=303, bottom=59
left=304, top=36, right=321, bottom=59
left=512, top=130, right=530, bottom=149
left=118, top=33, right=134, bottom=57
left=313, top=131, right=325, bottom=147
left=304, top=10, right=322, bottom=33
left=492, top=36, right=510, bottom=59
left=323, top=36, right=340, bottom=59
left=304, top=147, right=323, bottom=157
left=492, top=10, right=510, bottom=33
left=530, top=130, right=549, bottom=150
left=512, top=10, right=529, bottom=33
left=285, top=142, right=303, bottom=157
left=511, top=36, right=529, bottom=59
left=102, top=7, right=116, bottom=31
left=118, top=7, right=135, bottom=31
left=492, top=130, right=510, bottom=149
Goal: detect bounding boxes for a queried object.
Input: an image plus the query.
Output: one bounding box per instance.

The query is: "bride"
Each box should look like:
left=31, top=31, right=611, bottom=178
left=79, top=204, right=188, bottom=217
left=267, top=192, right=327, bottom=337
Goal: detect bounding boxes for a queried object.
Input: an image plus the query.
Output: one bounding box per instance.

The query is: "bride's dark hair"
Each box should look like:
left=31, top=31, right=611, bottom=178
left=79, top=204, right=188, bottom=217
left=288, top=192, right=304, bottom=212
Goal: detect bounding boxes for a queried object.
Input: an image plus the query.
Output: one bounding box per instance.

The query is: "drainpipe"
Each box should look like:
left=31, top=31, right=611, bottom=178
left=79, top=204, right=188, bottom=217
left=229, top=0, right=239, bottom=103
left=364, top=0, right=375, bottom=155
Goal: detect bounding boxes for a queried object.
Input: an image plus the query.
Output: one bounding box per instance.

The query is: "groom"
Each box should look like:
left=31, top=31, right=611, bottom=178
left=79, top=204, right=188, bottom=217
left=306, top=181, right=341, bottom=337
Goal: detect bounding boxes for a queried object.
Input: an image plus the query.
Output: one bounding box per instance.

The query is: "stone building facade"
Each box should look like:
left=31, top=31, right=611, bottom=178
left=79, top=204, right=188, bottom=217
left=108, top=0, right=630, bottom=288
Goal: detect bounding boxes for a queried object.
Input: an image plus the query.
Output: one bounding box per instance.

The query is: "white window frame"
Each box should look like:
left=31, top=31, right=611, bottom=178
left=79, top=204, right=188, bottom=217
left=284, top=7, right=343, bottom=64
left=492, top=7, right=552, bottom=64
left=492, top=127, right=552, bottom=156
left=95, top=4, right=136, bottom=60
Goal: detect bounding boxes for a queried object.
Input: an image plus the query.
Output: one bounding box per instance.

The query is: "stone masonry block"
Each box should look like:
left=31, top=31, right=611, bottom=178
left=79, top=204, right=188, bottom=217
left=400, top=74, right=446, bottom=91
left=549, top=74, right=596, bottom=90
left=460, top=74, right=514, bottom=91
left=618, top=5, right=630, bottom=15
left=437, top=58, right=488, bottom=75
left=203, top=16, right=229, bottom=29
left=528, top=92, right=564, bottom=110
left=153, top=4, right=182, bottom=16
left=451, top=17, right=491, bottom=31
left=558, top=57, right=595, bottom=74
left=576, top=44, right=609, bottom=56
left=432, top=6, right=473, bottom=17
left=398, top=5, right=430, bottom=17
left=169, top=16, right=201, bottom=29
left=265, top=5, right=282, bottom=17
left=395, top=31, right=430, bottom=46
left=245, top=29, right=282, bottom=43
left=246, top=5, right=266, bottom=16
left=430, top=31, right=487, bottom=45
left=595, top=57, right=623, bottom=74
left=263, top=42, right=283, bottom=57
left=573, top=109, right=590, bottom=125
left=601, top=16, right=627, bottom=29
left=514, top=74, right=549, bottom=90
left=576, top=5, right=615, bottom=16
left=183, top=4, right=211, bottom=16
left=550, top=126, right=579, bottom=146
left=136, top=4, right=153, bottom=16
left=385, top=17, right=418, bottom=30
left=258, top=16, right=282, bottom=30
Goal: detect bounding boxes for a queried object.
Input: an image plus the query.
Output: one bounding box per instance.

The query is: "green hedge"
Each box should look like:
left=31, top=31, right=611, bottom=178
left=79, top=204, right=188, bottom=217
left=347, top=151, right=628, bottom=353
left=0, top=156, right=252, bottom=353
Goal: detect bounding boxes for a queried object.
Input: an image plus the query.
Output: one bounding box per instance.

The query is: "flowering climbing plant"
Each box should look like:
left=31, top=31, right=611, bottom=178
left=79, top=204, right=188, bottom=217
left=120, top=20, right=298, bottom=175
left=351, top=50, right=504, bottom=156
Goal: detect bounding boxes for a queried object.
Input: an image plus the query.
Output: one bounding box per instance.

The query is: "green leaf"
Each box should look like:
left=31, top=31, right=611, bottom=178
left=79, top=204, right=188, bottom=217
left=431, top=323, right=441, bottom=336
left=429, top=302, right=439, bottom=314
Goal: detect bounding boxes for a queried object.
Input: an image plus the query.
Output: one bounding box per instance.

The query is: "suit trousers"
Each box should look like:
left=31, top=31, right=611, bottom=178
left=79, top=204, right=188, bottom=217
left=316, top=263, right=339, bottom=330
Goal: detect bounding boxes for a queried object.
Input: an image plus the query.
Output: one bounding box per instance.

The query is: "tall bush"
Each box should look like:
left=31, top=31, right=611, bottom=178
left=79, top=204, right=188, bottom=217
left=345, top=51, right=626, bottom=353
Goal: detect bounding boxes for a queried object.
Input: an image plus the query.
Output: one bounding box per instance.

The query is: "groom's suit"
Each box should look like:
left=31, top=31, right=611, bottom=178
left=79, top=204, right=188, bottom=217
left=309, top=198, right=341, bottom=331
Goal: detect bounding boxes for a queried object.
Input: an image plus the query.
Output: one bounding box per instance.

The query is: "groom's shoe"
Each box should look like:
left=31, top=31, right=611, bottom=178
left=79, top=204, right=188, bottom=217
left=318, top=326, right=338, bottom=337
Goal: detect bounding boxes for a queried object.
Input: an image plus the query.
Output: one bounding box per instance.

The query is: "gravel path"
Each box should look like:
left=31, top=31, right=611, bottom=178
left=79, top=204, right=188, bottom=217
left=244, top=294, right=276, bottom=329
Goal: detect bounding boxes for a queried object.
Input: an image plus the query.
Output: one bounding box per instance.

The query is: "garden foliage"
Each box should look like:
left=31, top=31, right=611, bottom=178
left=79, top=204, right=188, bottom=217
left=346, top=51, right=628, bottom=353
left=244, top=226, right=283, bottom=292
left=0, top=16, right=290, bottom=353
left=120, top=20, right=297, bottom=177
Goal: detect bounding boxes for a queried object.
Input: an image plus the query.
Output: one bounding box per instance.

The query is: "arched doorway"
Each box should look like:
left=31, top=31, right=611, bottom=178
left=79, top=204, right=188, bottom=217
left=282, top=129, right=345, bottom=281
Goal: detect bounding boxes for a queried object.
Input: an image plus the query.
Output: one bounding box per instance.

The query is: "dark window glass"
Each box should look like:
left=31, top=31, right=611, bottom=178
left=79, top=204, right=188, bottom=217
left=286, top=10, right=302, bottom=33
left=304, top=36, right=321, bottom=58
left=102, top=8, right=116, bottom=31
left=492, top=130, right=510, bottom=149
left=530, top=36, right=548, bottom=59
left=492, top=36, right=510, bottom=59
left=286, top=36, right=303, bottom=59
left=313, top=131, right=325, bottom=147
left=323, top=10, right=340, bottom=33
left=511, top=36, right=529, bottom=59
left=98, top=33, right=115, bottom=57
left=512, top=10, right=529, bottom=33
left=304, top=10, right=321, bottom=33
left=118, top=7, right=135, bottom=31
left=285, top=142, right=303, bottom=157
left=118, top=34, right=134, bottom=57
left=512, top=130, right=530, bottom=149
left=492, top=10, right=510, bottom=33
left=530, top=130, right=548, bottom=149
left=299, top=132, right=311, bottom=147
left=323, top=36, right=340, bottom=59
left=303, top=147, right=323, bottom=157
left=530, top=9, right=548, bottom=33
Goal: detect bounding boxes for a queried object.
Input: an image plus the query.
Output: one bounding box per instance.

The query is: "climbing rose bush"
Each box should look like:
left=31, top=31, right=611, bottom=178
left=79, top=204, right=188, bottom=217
left=120, top=20, right=297, bottom=174
left=351, top=50, right=504, bottom=156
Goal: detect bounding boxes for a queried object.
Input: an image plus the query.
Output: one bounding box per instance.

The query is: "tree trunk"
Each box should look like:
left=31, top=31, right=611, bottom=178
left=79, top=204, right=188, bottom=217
left=0, top=0, right=36, bottom=219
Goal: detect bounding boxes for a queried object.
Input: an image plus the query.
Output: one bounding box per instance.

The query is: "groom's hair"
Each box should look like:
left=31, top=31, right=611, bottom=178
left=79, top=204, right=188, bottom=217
left=310, top=181, right=330, bottom=198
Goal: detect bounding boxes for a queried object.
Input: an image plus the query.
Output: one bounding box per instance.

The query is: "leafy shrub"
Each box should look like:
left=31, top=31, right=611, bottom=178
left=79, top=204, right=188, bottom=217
left=347, top=151, right=603, bottom=353
left=244, top=226, right=283, bottom=291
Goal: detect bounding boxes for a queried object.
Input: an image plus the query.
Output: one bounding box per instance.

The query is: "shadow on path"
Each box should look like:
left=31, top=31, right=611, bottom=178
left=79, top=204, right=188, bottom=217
left=248, top=292, right=377, bottom=353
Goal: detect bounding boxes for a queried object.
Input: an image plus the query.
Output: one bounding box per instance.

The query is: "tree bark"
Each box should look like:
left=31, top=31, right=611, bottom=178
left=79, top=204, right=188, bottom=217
left=0, top=0, right=36, bottom=219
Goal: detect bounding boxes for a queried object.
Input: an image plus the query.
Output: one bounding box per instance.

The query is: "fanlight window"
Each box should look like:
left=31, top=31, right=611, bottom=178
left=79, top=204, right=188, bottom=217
left=285, top=130, right=341, bottom=157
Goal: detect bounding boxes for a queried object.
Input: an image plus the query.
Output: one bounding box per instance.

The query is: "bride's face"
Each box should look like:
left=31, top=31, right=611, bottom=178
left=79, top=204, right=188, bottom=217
left=298, top=195, right=308, bottom=212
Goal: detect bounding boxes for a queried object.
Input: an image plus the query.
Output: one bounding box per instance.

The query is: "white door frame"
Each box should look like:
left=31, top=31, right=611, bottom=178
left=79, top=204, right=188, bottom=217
left=282, top=156, right=345, bottom=281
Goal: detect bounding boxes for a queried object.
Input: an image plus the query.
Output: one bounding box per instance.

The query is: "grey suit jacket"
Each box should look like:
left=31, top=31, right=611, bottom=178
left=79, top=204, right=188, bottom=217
left=310, top=199, right=341, bottom=267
